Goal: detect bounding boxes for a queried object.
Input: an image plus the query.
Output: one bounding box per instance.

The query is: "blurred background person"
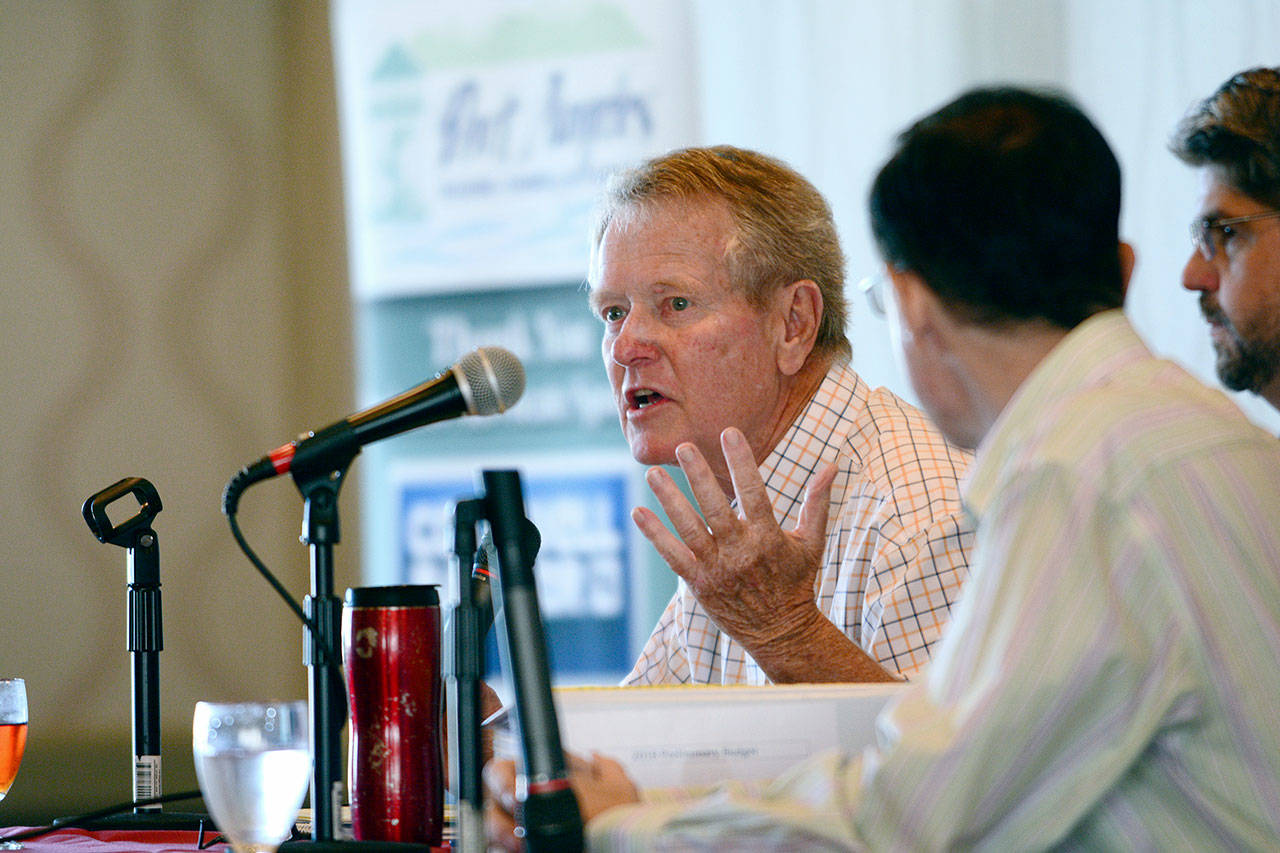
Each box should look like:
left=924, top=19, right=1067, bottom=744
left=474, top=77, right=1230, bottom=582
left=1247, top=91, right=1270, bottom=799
left=1175, top=67, right=1280, bottom=417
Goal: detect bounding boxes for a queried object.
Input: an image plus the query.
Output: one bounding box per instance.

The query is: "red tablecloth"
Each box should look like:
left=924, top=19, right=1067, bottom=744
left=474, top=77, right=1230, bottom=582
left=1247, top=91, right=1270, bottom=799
left=0, top=827, right=204, bottom=851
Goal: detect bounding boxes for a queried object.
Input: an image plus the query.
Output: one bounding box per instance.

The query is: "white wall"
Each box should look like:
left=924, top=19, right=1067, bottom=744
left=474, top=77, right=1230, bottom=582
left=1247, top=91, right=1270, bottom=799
left=693, top=0, right=1280, bottom=433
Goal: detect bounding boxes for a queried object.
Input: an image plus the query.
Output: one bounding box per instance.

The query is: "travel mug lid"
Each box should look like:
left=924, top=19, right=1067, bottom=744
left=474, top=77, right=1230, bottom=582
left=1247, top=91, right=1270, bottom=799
left=345, top=584, right=439, bottom=608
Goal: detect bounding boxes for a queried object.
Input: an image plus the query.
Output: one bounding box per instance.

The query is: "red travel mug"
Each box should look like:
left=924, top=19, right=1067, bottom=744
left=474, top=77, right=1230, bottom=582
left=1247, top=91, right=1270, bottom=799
left=342, top=585, right=444, bottom=845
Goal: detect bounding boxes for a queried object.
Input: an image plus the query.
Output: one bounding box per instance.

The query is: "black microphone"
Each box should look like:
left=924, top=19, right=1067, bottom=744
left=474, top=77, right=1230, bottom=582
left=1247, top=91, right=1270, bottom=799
left=223, top=347, right=524, bottom=513
left=471, top=529, right=497, bottom=628
left=483, top=470, right=583, bottom=853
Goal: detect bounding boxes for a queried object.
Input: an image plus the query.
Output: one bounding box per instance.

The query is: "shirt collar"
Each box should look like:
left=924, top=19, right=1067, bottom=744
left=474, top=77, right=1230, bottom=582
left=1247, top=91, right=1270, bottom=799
left=965, top=309, right=1144, bottom=517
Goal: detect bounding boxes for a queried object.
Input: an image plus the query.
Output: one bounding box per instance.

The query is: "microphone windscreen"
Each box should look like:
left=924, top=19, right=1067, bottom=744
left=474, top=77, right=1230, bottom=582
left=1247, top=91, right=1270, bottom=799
left=459, top=347, right=525, bottom=416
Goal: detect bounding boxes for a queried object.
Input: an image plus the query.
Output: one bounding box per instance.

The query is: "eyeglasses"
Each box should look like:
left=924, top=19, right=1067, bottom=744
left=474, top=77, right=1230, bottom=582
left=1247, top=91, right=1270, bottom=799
left=857, top=272, right=889, bottom=318
left=1190, top=210, right=1280, bottom=261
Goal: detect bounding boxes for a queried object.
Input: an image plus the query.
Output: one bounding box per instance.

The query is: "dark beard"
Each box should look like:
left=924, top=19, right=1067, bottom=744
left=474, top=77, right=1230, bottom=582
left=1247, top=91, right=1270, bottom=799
left=1203, top=296, right=1280, bottom=393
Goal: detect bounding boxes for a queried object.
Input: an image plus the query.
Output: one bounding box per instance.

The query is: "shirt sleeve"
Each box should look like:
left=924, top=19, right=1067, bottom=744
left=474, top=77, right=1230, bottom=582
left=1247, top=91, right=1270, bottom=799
left=587, top=756, right=867, bottom=850
left=620, top=590, right=690, bottom=686
left=851, top=460, right=1196, bottom=849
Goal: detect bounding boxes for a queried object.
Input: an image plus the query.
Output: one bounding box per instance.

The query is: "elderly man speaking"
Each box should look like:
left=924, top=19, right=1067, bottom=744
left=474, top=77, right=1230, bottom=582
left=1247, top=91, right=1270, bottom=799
left=589, top=146, right=974, bottom=686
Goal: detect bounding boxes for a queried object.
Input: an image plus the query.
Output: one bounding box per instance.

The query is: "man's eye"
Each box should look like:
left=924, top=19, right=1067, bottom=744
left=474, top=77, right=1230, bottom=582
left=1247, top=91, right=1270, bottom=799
left=670, top=296, right=689, bottom=311
left=602, top=306, right=626, bottom=322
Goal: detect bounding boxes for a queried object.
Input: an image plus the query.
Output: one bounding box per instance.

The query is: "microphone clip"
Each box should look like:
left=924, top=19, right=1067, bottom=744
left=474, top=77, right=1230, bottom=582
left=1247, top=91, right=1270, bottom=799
left=286, top=419, right=361, bottom=486
left=83, top=477, right=163, bottom=556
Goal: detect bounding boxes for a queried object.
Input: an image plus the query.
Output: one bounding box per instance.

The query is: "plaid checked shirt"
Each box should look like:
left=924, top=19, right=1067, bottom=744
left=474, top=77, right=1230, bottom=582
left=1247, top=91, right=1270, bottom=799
left=622, top=361, right=975, bottom=684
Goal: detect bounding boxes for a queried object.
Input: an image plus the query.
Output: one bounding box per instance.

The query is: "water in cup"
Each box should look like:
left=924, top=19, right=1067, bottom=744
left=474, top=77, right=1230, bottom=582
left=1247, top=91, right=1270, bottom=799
left=193, top=701, right=309, bottom=853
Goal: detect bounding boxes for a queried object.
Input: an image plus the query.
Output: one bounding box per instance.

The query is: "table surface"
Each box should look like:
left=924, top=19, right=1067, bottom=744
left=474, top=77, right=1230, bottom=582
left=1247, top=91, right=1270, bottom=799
left=0, top=827, right=451, bottom=851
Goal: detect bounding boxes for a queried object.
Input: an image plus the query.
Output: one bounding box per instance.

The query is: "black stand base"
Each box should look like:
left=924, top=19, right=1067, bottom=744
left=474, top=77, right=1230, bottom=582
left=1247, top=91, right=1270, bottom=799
left=65, top=810, right=213, bottom=831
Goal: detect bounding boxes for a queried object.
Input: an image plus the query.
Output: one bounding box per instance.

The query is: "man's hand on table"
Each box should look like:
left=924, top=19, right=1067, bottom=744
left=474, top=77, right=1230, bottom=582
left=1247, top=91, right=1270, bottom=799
left=443, top=679, right=504, bottom=785
left=483, top=753, right=639, bottom=851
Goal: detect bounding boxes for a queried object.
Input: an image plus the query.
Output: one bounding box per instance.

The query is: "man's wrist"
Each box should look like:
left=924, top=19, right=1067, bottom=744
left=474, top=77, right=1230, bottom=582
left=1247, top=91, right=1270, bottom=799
left=739, top=604, right=832, bottom=679
left=743, top=606, right=896, bottom=683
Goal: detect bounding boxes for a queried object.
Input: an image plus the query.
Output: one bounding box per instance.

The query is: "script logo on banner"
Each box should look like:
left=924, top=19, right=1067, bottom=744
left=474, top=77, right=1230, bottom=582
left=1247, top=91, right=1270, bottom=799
left=333, top=0, right=699, bottom=297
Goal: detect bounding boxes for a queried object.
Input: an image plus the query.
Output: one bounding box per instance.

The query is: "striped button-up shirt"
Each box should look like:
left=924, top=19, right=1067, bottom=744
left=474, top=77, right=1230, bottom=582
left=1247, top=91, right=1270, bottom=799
left=591, top=311, right=1280, bottom=849
left=622, top=360, right=974, bottom=685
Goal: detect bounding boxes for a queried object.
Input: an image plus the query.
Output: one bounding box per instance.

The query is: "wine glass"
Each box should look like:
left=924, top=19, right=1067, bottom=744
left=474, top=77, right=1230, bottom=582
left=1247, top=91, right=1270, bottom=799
left=193, top=701, right=310, bottom=853
left=0, top=678, right=28, bottom=850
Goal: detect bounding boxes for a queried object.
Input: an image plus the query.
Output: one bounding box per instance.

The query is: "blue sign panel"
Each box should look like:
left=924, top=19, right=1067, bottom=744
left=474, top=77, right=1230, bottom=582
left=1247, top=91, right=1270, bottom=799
left=397, top=456, right=636, bottom=678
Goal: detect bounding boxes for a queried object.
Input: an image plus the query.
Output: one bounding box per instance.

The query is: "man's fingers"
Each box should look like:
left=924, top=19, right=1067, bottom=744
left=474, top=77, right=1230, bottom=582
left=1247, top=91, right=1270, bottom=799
left=566, top=749, right=594, bottom=775
left=643, top=465, right=716, bottom=554
left=482, top=758, right=522, bottom=850
left=673, top=442, right=739, bottom=533
left=572, top=752, right=642, bottom=822
left=482, top=751, right=638, bottom=847
left=722, top=427, right=773, bottom=521
left=483, top=758, right=518, bottom=815
left=588, top=751, right=633, bottom=782
left=484, top=802, right=522, bottom=853
left=632, top=505, right=698, bottom=580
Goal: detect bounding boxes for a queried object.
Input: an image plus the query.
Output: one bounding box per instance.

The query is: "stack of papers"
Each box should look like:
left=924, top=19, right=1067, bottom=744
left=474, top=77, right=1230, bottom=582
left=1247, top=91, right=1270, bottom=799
left=496, top=682, right=906, bottom=789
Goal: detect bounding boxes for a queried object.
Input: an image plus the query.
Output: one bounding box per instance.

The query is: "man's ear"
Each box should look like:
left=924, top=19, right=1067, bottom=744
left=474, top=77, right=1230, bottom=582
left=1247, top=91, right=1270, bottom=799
left=888, top=268, right=935, bottom=346
left=1119, top=242, right=1136, bottom=296
left=776, top=279, right=823, bottom=376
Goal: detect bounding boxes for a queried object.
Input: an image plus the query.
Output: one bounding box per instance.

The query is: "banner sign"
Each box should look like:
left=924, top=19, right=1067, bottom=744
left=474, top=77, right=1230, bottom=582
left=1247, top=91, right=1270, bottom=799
left=333, top=0, right=699, bottom=297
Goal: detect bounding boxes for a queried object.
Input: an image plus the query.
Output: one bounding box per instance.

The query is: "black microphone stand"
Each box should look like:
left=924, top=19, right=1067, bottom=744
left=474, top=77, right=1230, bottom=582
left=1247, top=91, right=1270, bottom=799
left=276, top=420, right=363, bottom=845
left=82, top=478, right=164, bottom=812
left=278, top=423, right=435, bottom=852
left=79, top=478, right=206, bottom=830
left=447, top=500, right=487, bottom=853
left=293, top=462, right=352, bottom=845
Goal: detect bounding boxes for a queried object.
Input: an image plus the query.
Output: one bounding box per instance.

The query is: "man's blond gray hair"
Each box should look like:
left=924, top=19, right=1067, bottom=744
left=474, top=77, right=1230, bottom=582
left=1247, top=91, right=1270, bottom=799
left=590, top=145, right=850, bottom=360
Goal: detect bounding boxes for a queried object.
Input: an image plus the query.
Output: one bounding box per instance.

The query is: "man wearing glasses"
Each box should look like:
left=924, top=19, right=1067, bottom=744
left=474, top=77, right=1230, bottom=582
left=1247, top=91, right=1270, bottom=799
left=1175, top=67, right=1280, bottom=412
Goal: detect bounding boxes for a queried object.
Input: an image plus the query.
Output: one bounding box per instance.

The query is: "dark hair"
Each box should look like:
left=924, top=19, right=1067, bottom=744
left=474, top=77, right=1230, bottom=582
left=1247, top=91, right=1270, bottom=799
left=1171, top=67, right=1280, bottom=209
left=869, top=86, right=1125, bottom=328
left=591, top=146, right=850, bottom=360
